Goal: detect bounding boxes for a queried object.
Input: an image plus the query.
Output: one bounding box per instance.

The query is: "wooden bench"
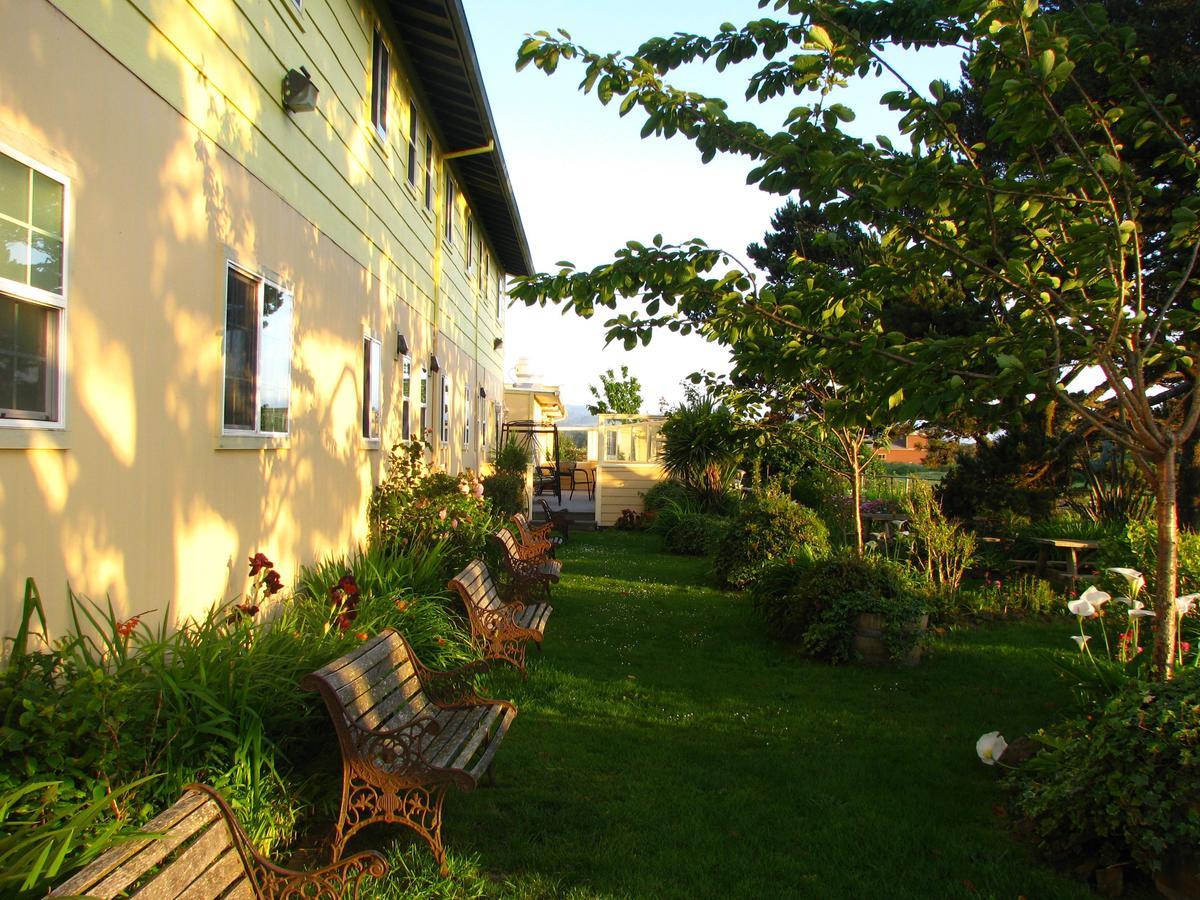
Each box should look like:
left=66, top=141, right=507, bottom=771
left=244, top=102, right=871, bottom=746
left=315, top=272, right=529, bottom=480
left=494, top=527, right=561, bottom=603
left=449, top=559, right=552, bottom=677
left=49, top=784, right=386, bottom=898
left=301, top=629, right=516, bottom=876
left=513, top=512, right=561, bottom=558
left=537, top=498, right=573, bottom=542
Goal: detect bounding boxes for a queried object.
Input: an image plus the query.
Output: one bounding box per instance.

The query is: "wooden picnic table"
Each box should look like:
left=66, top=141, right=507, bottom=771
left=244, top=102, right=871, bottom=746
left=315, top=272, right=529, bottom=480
left=1030, top=536, right=1101, bottom=580
left=861, top=511, right=909, bottom=540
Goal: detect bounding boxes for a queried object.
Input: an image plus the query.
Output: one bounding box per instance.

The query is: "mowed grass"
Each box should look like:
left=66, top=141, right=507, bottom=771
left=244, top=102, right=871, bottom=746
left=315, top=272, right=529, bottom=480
left=360, top=530, right=1092, bottom=899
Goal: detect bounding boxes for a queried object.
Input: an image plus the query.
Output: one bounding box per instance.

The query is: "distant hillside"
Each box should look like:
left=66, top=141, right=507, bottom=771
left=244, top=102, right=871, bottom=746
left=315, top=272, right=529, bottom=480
left=559, top=404, right=597, bottom=426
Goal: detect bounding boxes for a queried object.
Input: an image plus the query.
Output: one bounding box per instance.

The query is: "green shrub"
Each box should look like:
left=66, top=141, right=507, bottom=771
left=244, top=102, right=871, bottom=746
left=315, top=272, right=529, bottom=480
left=928, top=573, right=1061, bottom=621
left=1008, top=668, right=1200, bottom=874
left=493, top=437, right=530, bottom=474
left=483, top=471, right=526, bottom=518
left=642, top=480, right=691, bottom=514
left=660, top=394, right=744, bottom=510
left=751, top=554, right=929, bottom=661
left=663, top=513, right=729, bottom=556
left=713, top=493, right=829, bottom=589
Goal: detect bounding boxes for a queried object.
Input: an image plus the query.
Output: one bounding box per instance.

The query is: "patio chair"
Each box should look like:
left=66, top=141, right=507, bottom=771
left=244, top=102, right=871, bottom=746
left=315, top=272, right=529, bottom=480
left=559, top=461, right=594, bottom=500
left=534, top=465, right=558, bottom=496
left=537, top=497, right=572, bottom=542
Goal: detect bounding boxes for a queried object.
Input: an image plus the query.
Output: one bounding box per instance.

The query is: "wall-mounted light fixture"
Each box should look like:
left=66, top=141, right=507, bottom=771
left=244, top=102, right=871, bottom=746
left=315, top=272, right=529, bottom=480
left=493, top=337, right=503, bottom=351
left=479, top=387, right=487, bottom=399
left=395, top=331, right=409, bottom=358
left=282, top=67, right=319, bottom=113
left=429, top=354, right=441, bottom=374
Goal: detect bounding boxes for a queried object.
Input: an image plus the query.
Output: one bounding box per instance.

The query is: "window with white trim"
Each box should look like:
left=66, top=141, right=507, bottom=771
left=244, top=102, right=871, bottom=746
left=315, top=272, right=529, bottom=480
left=493, top=402, right=502, bottom=451
left=222, top=263, right=292, bottom=436
left=424, top=137, right=434, bottom=211
left=419, top=366, right=429, bottom=440
left=370, top=28, right=389, bottom=139
left=440, top=374, right=450, bottom=444
left=362, top=335, right=381, bottom=443
left=462, top=382, right=471, bottom=449
left=477, top=393, right=487, bottom=452
left=496, top=268, right=505, bottom=321
left=401, top=355, right=412, bottom=440
left=465, top=214, right=474, bottom=272
left=0, top=147, right=66, bottom=426
left=443, top=173, right=456, bottom=244
left=406, top=101, right=418, bottom=188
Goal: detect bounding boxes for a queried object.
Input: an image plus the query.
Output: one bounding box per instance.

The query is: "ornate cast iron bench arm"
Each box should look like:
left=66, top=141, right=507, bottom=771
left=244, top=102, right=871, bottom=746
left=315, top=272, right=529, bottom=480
left=345, top=715, right=445, bottom=777
left=414, top=658, right=502, bottom=709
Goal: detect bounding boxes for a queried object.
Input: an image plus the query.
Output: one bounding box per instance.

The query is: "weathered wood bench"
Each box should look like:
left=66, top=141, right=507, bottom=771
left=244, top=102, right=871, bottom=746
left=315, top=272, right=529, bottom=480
left=48, top=784, right=386, bottom=899
left=513, top=511, right=561, bottom=558
left=494, top=527, right=561, bottom=603
left=301, top=629, right=516, bottom=876
left=449, top=559, right=551, bottom=677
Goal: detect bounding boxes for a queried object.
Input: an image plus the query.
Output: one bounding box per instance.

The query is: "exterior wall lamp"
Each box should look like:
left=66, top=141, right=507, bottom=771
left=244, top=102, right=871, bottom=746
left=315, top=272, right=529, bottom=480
left=479, top=387, right=487, bottom=399
left=493, top=338, right=503, bottom=351
left=429, top=354, right=441, bottom=374
left=395, top=331, right=409, bottom=358
left=282, top=67, right=319, bottom=113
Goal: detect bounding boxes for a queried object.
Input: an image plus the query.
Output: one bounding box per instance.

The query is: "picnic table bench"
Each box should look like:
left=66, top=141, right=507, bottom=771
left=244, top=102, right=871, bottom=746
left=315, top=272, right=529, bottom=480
left=495, top=527, right=561, bottom=603
left=48, top=784, right=386, bottom=898
left=301, top=630, right=516, bottom=876
left=450, top=559, right=551, bottom=677
left=1012, top=537, right=1100, bottom=584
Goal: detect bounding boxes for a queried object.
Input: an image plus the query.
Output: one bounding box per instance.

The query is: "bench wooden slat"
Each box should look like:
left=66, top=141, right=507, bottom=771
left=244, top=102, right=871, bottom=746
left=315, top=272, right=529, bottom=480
left=371, top=672, right=434, bottom=733
left=52, top=795, right=220, bottom=898
left=128, top=809, right=233, bottom=898
left=173, top=846, right=245, bottom=900
left=450, top=706, right=505, bottom=772
left=426, top=706, right=495, bottom=768
left=464, top=707, right=517, bottom=779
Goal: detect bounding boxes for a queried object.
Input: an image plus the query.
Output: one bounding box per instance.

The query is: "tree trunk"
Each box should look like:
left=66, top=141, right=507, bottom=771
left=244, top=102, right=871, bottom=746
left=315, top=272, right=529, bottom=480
left=850, top=461, right=864, bottom=556
left=1152, top=442, right=1179, bottom=679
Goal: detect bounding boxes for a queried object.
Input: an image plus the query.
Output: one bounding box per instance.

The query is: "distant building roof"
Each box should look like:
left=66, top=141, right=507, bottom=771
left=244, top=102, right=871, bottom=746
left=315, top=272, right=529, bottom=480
left=384, top=0, right=533, bottom=276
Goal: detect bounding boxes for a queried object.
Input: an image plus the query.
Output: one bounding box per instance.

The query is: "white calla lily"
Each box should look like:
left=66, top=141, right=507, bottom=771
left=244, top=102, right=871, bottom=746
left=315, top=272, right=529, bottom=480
left=1176, top=594, right=1199, bottom=616
left=1067, top=598, right=1097, bottom=618
left=976, top=732, right=1007, bottom=766
left=1079, top=585, right=1111, bottom=607
left=1106, top=567, right=1144, bottom=590
left=1070, top=635, right=1091, bottom=650
left=1129, top=608, right=1156, bottom=618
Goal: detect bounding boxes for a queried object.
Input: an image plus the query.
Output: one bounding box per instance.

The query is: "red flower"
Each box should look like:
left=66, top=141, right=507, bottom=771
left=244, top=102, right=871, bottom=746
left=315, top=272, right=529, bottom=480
left=337, top=575, right=359, bottom=597
left=116, top=616, right=140, bottom=638
left=337, top=611, right=357, bottom=631
left=356, top=631, right=369, bottom=641
left=248, top=552, right=273, bottom=576
left=264, top=570, right=284, bottom=596
left=1182, top=641, right=1192, bottom=653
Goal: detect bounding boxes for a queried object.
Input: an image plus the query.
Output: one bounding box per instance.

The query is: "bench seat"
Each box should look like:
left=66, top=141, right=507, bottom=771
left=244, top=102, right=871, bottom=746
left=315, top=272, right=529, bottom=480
left=450, top=559, right=552, bottom=676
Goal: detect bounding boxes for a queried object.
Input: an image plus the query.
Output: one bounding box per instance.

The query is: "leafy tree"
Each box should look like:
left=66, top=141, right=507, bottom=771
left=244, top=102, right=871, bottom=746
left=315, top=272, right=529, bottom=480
left=586, top=365, right=643, bottom=415
left=511, top=1, right=1200, bottom=677
left=659, top=392, right=743, bottom=508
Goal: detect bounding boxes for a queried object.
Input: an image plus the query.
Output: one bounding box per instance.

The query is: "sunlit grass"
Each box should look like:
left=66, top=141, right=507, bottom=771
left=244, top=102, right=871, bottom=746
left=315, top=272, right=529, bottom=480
left=349, top=530, right=1101, bottom=898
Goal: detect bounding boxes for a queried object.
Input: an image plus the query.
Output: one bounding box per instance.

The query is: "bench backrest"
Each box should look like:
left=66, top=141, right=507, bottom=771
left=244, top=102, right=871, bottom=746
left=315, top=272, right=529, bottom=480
left=49, top=787, right=250, bottom=899
left=449, top=560, right=505, bottom=616
left=494, top=527, right=525, bottom=564
left=511, top=513, right=536, bottom=545
left=301, top=630, right=431, bottom=751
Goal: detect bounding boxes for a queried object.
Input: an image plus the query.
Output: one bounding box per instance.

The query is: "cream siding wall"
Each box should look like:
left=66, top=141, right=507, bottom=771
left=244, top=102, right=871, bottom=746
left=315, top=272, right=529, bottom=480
left=596, top=463, right=666, bottom=527
left=0, top=0, right=512, bottom=637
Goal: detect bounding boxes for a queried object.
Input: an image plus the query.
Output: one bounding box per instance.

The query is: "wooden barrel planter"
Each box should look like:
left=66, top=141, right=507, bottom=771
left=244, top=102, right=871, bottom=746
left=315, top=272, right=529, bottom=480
left=853, top=612, right=929, bottom=667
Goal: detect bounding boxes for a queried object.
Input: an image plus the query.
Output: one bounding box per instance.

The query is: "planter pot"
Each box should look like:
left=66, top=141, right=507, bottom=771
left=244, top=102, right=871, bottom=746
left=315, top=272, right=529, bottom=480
left=853, top=612, right=929, bottom=667
left=1155, top=855, right=1200, bottom=900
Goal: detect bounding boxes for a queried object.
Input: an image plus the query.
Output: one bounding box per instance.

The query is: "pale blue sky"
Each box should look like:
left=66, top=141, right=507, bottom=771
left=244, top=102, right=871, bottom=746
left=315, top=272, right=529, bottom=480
left=460, top=1, right=962, bottom=409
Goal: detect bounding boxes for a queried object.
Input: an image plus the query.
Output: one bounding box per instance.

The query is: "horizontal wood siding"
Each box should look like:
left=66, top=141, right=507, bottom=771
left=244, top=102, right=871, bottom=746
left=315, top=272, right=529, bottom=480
left=597, top=463, right=665, bottom=527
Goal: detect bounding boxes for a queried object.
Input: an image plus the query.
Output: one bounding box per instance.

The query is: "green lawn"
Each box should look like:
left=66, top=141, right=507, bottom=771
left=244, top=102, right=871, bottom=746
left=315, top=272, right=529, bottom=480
left=363, top=530, right=1092, bottom=899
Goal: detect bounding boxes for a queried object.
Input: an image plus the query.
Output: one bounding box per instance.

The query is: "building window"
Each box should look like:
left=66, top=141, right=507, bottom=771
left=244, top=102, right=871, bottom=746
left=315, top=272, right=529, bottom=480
left=423, top=137, right=434, bottom=211
left=370, top=27, right=389, bottom=139
left=477, top=394, right=487, bottom=452
left=362, top=335, right=381, bottom=443
left=406, top=101, right=418, bottom=187
left=419, top=366, right=429, bottom=440
left=0, top=149, right=66, bottom=426
left=496, top=269, right=505, bottom=321
left=465, top=214, right=474, bottom=272
left=222, top=263, right=292, bottom=435
left=493, top=402, right=502, bottom=452
left=443, top=174, right=456, bottom=244
left=401, top=355, right=412, bottom=440
left=440, top=375, right=450, bottom=444
left=462, top=382, right=471, bottom=449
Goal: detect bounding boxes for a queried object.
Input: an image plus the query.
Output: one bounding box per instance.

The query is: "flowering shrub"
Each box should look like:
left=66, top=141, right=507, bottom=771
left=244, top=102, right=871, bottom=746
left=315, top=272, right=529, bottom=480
left=1007, top=667, right=1200, bottom=875
left=368, top=439, right=504, bottom=577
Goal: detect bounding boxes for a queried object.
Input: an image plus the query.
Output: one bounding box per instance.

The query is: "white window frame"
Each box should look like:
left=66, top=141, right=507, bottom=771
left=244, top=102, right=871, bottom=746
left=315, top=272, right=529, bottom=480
left=496, top=268, right=505, bottom=322
left=370, top=27, right=390, bottom=141
left=424, top=137, right=434, bottom=211
left=361, top=334, right=382, bottom=446
left=0, top=143, right=69, bottom=431
left=465, top=214, right=474, bottom=273
left=406, top=101, right=419, bottom=188
left=400, top=354, right=412, bottom=440
left=462, top=381, right=471, bottom=449
left=443, top=173, right=456, bottom=246
left=440, top=374, right=450, bottom=444
left=477, top=393, right=487, bottom=453
left=419, top=366, right=429, bottom=442
left=219, top=259, right=292, bottom=444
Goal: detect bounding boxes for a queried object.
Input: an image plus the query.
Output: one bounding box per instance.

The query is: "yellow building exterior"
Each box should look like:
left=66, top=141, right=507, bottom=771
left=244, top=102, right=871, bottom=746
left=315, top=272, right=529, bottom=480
left=0, top=0, right=531, bottom=637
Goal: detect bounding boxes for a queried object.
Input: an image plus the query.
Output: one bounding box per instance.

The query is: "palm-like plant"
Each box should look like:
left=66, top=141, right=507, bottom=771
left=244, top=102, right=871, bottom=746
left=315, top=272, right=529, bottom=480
left=659, top=394, right=742, bottom=510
